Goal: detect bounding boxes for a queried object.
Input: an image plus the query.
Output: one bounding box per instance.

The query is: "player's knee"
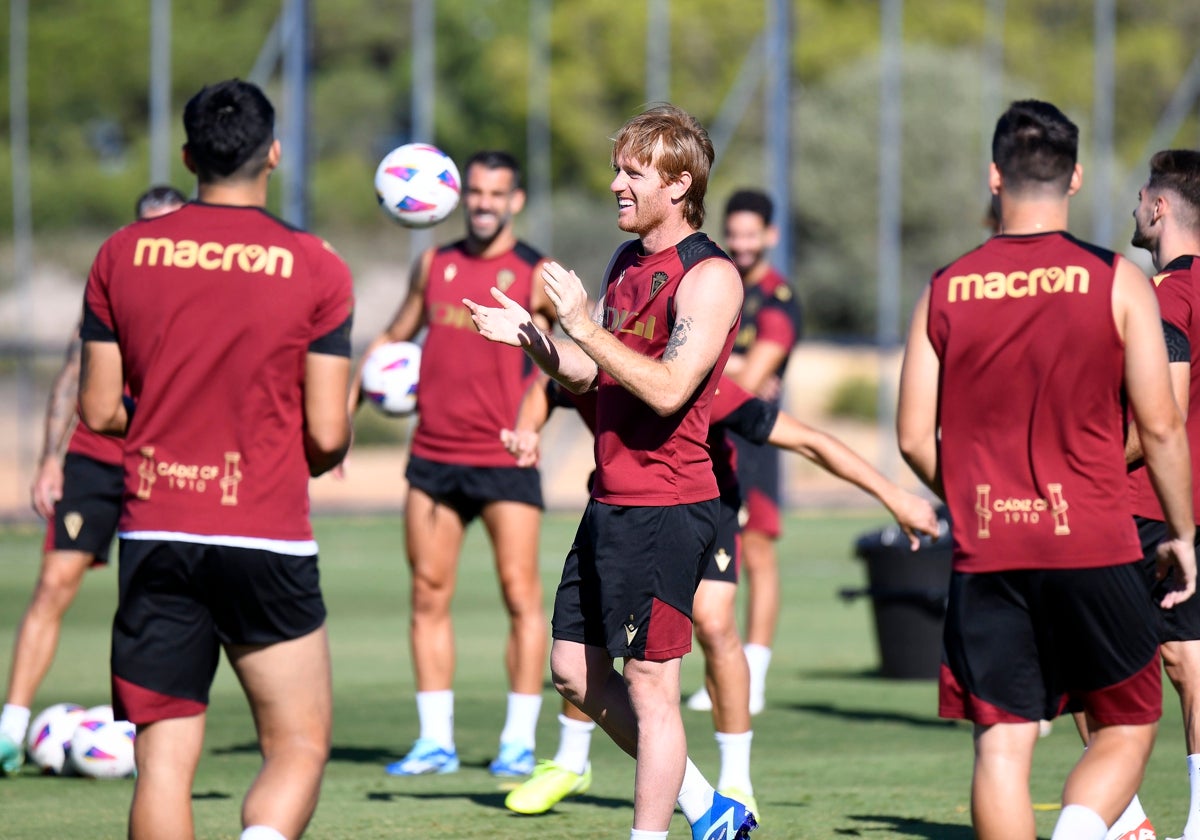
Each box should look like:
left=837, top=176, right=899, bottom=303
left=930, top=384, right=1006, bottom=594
left=692, top=610, right=735, bottom=652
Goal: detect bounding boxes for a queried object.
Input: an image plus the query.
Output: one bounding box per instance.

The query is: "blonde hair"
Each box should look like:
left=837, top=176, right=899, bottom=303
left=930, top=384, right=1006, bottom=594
left=611, top=103, right=714, bottom=229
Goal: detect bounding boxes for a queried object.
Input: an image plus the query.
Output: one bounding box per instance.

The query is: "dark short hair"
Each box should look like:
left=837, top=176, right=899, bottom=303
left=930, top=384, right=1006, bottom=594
left=464, top=150, right=522, bottom=189
left=182, top=79, right=275, bottom=182
left=135, top=185, right=187, bottom=219
left=725, top=189, right=774, bottom=225
left=992, top=100, right=1078, bottom=194
left=1147, top=149, right=1200, bottom=227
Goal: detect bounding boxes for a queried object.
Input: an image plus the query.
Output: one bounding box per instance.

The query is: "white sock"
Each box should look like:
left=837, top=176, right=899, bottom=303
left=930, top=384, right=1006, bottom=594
left=744, top=644, right=771, bottom=702
left=240, top=827, right=288, bottom=840
left=415, top=690, right=454, bottom=749
left=714, top=730, right=753, bottom=793
left=1104, top=793, right=1147, bottom=840
left=498, top=692, right=542, bottom=749
left=630, top=831, right=669, bottom=840
left=676, top=758, right=714, bottom=825
left=0, top=704, right=31, bottom=745
left=552, top=713, right=595, bottom=775
left=1184, top=754, right=1200, bottom=838
left=1052, top=804, right=1108, bottom=840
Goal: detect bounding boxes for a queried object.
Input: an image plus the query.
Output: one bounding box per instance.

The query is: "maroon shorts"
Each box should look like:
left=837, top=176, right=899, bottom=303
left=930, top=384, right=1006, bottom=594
left=42, top=453, right=123, bottom=564
left=939, top=562, right=1161, bottom=726
left=111, top=539, right=325, bottom=725
left=552, top=498, right=718, bottom=661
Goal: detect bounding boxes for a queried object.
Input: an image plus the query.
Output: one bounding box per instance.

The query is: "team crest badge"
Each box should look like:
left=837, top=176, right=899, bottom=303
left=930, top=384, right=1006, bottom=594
left=651, top=271, right=669, bottom=296
left=714, top=548, right=732, bottom=573
left=444, top=263, right=458, bottom=283
left=63, top=512, right=84, bottom=541
left=496, top=269, right=516, bottom=292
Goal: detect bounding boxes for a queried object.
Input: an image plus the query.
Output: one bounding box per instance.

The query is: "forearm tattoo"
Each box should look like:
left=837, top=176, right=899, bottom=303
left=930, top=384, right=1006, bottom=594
left=663, top=317, right=692, bottom=361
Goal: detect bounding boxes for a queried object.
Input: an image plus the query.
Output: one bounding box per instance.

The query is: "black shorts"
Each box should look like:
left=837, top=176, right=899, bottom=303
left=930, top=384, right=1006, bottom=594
left=42, top=453, right=124, bottom=563
left=1136, top=516, right=1200, bottom=642
left=699, top=493, right=740, bottom=584
left=552, top=498, right=719, bottom=661
left=111, top=539, right=326, bottom=725
left=406, top=455, right=543, bottom=523
left=939, top=563, right=1161, bottom=726
left=730, top=433, right=781, bottom=538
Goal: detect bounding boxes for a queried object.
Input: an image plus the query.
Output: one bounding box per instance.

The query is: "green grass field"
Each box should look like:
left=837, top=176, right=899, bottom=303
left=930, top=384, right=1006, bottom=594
left=0, top=510, right=1190, bottom=838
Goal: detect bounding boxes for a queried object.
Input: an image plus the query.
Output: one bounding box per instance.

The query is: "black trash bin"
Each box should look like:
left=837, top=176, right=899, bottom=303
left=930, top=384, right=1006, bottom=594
left=841, top=507, right=953, bottom=680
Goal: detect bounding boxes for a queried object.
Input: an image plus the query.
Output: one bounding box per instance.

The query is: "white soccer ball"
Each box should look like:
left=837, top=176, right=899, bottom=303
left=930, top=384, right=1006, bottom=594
left=361, top=341, right=422, bottom=417
left=374, top=143, right=462, bottom=228
left=68, top=716, right=136, bottom=779
left=26, top=702, right=86, bottom=774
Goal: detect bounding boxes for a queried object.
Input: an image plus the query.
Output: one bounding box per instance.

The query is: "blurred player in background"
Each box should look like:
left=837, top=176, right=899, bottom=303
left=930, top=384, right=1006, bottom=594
left=80, top=79, right=353, bottom=840
left=898, top=99, right=1195, bottom=840
left=687, top=189, right=802, bottom=716
left=352, top=150, right=557, bottom=777
left=0, top=184, right=186, bottom=776
left=466, top=103, right=755, bottom=840
left=499, top=373, right=938, bottom=818
left=1126, top=149, right=1200, bottom=840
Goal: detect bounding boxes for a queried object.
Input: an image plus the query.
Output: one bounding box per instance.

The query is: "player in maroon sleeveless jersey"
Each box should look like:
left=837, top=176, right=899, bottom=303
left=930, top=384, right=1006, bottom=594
left=351, top=151, right=557, bottom=778
left=80, top=80, right=353, bottom=840
left=498, top=372, right=938, bottom=818
left=1126, top=149, right=1200, bottom=840
left=898, top=100, right=1195, bottom=840
left=466, top=104, right=755, bottom=840
left=684, top=189, right=804, bottom=718
left=0, top=186, right=185, bottom=777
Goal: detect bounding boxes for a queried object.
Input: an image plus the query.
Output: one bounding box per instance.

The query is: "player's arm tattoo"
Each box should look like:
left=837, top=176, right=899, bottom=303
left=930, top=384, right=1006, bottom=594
left=662, top=316, right=693, bottom=362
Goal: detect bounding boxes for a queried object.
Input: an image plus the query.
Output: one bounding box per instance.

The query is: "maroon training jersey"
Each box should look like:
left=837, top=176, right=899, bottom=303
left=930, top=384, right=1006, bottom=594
left=591, top=233, right=738, bottom=505
left=411, top=240, right=545, bottom=467
left=733, top=266, right=802, bottom=381
left=1128, top=254, right=1200, bottom=522
left=927, top=231, right=1140, bottom=573
left=82, top=202, right=354, bottom=546
left=67, top=415, right=123, bottom=465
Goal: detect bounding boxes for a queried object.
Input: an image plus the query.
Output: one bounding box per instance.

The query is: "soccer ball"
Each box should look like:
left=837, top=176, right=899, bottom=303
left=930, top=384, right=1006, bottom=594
left=68, top=717, right=136, bottom=779
left=374, top=143, right=461, bottom=228
left=361, top=341, right=422, bottom=417
left=26, top=702, right=86, bottom=774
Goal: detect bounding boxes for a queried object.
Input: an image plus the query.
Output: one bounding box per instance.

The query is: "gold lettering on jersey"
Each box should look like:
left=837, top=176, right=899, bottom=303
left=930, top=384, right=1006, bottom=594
left=430, top=301, right=476, bottom=330
left=496, top=269, right=515, bottom=292
left=974, top=482, right=1070, bottom=533
left=220, top=452, right=243, bottom=506
left=157, top=459, right=221, bottom=494
left=603, top=307, right=656, bottom=341
left=975, top=485, right=992, bottom=538
left=137, top=447, right=157, bottom=500
left=133, top=238, right=294, bottom=278
left=63, top=512, right=84, bottom=541
left=947, top=265, right=1090, bottom=302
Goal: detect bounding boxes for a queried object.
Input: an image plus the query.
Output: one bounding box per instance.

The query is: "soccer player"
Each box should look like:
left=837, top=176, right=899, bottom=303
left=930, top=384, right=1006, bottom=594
left=79, top=79, right=353, bottom=840
left=352, top=150, right=557, bottom=777
left=1127, top=149, right=1200, bottom=840
left=897, top=99, right=1196, bottom=840
left=465, top=103, right=756, bottom=840
left=499, top=373, right=939, bottom=817
left=0, top=184, right=186, bottom=776
left=687, top=189, right=803, bottom=716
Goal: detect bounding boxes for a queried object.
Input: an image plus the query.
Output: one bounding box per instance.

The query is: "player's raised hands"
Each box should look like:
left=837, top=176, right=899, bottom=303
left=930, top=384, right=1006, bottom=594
left=464, top=287, right=542, bottom=349
left=1156, top=535, right=1198, bottom=609
left=540, top=262, right=592, bottom=338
